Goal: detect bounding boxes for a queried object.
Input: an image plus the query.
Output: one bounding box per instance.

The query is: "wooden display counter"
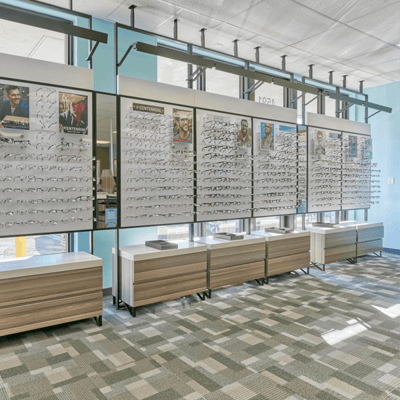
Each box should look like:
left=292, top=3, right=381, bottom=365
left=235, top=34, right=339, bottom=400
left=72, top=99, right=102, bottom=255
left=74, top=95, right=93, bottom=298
left=252, top=230, right=310, bottom=282
left=195, top=235, right=265, bottom=293
left=306, top=225, right=357, bottom=270
left=113, top=242, right=207, bottom=316
left=0, top=252, right=103, bottom=337
left=338, top=221, right=384, bottom=257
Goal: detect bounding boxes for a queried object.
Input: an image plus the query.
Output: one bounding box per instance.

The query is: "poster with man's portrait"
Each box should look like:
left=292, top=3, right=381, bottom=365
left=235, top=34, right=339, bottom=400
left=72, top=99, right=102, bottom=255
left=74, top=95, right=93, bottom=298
left=0, top=84, right=29, bottom=130
left=260, top=122, right=274, bottom=151
left=173, top=109, right=193, bottom=143
left=237, top=118, right=252, bottom=147
left=59, top=92, right=88, bottom=135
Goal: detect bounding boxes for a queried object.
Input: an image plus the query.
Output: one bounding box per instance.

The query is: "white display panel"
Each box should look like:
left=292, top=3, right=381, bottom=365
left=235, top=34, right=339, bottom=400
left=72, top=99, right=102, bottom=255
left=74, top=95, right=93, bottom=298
left=308, top=127, right=342, bottom=213
left=342, top=132, right=372, bottom=210
left=196, top=110, right=252, bottom=222
left=0, top=78, right=94, bottom=237
left=252, top=119, right=299, bottom=217
left=120, top=97, right=195, bottom=227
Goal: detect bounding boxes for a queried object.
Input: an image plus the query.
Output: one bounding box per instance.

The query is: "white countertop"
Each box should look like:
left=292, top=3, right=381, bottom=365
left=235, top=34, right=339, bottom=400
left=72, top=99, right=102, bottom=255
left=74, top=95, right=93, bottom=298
left=338, top=221, right=383, bottom=229
left=195, top=234, right=265, bottom=249
left=0, top=251, right=103, bottom=280
left=305, top=225, right=357, bottom=234
left=114, top=241, right=207, bottom=261
left=97, top=192, right=117, bottom=200
left=251, top=230, right=310, bottom=241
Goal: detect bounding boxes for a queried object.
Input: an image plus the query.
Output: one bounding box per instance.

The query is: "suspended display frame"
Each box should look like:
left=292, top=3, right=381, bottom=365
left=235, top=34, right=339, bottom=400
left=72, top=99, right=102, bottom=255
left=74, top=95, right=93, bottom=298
left=0, top=76, right=95, bottom=239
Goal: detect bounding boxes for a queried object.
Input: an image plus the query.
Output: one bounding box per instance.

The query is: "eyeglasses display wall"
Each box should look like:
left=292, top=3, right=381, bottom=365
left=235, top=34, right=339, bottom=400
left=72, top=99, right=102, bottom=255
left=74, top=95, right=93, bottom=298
left=0, top=78, right=94, bottom=237
left=308, top=127, right=343, bottom=213
left=252, top=119, right=306, bottom=217
left=195, top=110, right=252, bottom=222
left=342, top=132, right=378, bottom=210
left=119, top=97, right=195, bottom=227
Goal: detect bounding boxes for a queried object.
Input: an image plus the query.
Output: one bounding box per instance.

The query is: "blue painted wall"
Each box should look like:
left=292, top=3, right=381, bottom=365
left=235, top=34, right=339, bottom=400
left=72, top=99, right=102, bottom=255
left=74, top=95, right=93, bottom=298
left=89, top=20, right=159, bottom=288
left=355, top=82, right=400, bottom=249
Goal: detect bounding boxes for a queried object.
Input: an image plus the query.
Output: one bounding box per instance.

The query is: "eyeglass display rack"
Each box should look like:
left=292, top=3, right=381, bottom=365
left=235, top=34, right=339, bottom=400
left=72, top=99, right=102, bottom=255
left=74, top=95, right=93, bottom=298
left=195, top=109, right=252, bottom=222
left=252, top=119, right=307, bottom=218
left=0, top=77, right=95, bottom=238
left=119, top=97, right=196, bottom=228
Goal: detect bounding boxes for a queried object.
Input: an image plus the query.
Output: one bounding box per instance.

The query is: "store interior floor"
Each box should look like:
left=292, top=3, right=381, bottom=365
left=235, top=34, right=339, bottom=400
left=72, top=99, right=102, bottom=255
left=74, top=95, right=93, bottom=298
left=1, top=254, right=400, bottom=400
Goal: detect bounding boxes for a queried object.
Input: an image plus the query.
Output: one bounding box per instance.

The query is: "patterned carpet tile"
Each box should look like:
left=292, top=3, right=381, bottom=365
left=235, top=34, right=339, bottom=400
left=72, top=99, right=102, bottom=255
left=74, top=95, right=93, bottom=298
left=1, top=253, right=400, bottom=399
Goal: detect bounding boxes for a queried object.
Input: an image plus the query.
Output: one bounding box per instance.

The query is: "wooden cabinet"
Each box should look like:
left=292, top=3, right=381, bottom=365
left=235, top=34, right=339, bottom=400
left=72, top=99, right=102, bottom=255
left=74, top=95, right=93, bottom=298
left=113, top=242, right=207, bottom=316
left=339, top=221, right=384, bottom=257
left=307, top=226, right=357, bottom=269
left=195, top=235, right=265, bottom=292
left=0, top=252, right=103, bottom=337
left=252, top=231, right=310, bottom=282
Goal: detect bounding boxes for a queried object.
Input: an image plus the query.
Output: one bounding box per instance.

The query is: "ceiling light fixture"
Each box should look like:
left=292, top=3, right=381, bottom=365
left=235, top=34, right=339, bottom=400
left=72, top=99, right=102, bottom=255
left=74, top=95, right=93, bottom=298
left=97, top=140, right=110, bottom=144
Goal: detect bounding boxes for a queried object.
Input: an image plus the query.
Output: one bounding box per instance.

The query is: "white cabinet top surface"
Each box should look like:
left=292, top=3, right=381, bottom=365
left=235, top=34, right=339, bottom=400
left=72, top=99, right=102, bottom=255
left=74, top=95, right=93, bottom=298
left=338, top=221, right=383, bottom=229
left=251, top=230, right=310, bottom=241
left=306, top=225, right=357, bottom=234
left=195, top=235, right=265, bottom=249
left=117, top=242, right=207, bottom=261
left=0, top=251, right=103, bottom=280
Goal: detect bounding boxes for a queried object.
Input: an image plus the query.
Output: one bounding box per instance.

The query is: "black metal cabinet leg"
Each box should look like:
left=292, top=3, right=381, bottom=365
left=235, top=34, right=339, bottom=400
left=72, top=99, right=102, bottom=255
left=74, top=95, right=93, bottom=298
left=323, top=264, right=325, bottom=271
left=113, top=296, right=116, bottom=306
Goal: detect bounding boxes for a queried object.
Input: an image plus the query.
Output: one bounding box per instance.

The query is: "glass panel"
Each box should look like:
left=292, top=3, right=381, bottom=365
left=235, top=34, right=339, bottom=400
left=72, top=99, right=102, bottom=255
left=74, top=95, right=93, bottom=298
left=157, top=57, right=188, bottom=88
left=158, top=224, right=190, bottom=241
left=0, top=20, right=67, bottom=64
left=206, top=69, right=239, bottom=98
left=255, top=217, right=280, bottom=231
left=0, top=233, right=68, bottom=261
left=206, top=220, right=241, bottom=236
left=255, top=82, right=283, bottom=107
left=95, top=94, right=117, bottom=229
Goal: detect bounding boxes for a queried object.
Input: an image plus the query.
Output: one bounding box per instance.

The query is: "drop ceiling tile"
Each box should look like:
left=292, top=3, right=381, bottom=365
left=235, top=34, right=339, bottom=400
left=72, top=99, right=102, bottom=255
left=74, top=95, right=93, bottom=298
left=204, top=23, right=258, bottom=52
left=293, top=24, right=387, bottom=62
left=380, top=70, right=400, bottom=81
left=225, top=0, right=338, bottom=46
left=73, top=0, right=126, bottom=19
left=343, top=45, right=400, bottom=72
left=105, top=0, right=182, bottom=30
left=363, top=75, right=394, bottom=88
left=372, top=59, right=400, bottom=74
left=346, top=2, right=400, bottom=44
left=151, top=9, right=222, bottom=44
left=155, top=0, right=265, bottom=23
left=292, top=0, right=399, bottom=23
left=29, top=36, right=66, bottom=64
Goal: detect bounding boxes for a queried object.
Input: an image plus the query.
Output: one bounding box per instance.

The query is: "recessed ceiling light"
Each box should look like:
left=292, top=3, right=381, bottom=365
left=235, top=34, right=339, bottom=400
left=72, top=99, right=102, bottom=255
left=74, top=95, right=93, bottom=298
left=215, top=43, right=224, bottom=48
left=397, top=43, right=400, bottom=47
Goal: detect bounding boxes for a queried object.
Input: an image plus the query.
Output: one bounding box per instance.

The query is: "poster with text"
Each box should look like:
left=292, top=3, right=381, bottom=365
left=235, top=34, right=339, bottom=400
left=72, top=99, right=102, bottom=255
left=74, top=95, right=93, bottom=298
left=59, top=92, right=88, bottom=135
left=237, top=117, right=252, bottom=148
left=348, top=135, right=358, bottom=158
left=0, top=84, right=29, bottom=130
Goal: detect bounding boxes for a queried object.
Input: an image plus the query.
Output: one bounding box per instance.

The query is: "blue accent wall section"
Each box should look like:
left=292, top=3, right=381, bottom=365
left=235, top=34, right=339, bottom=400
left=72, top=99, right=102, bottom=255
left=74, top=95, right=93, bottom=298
left=358, top=82, right=400, bottom=249
left=117, top=28, right=157, bottom=82
left=92, top=18, right=116, bottom=93
left=93, top=230, right=115, bottom=289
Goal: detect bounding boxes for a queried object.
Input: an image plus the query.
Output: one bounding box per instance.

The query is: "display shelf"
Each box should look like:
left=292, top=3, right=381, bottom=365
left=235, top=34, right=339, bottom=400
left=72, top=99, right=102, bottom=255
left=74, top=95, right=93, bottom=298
left=195, top=109, right=252, bottom=222
left=195, top=235, right=265, bottom=291
left=306, top=225, right=357, bottom=268
left=119, top=97, right=195, bottom=228
left=252, top=119, right=305, bottom=217
left=112, top=242, right=207, bottom=316
left=0, top=251, right=103, bottom=337
left=252, top=230, right=311, bottom=280
left=0, top=78, right=94, bottom=237
left=308, top=127, right=342, bottom=213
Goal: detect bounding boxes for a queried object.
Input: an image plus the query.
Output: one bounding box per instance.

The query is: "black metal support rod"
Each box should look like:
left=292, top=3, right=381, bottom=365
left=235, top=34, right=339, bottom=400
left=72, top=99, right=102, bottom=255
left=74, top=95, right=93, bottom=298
left=117, top=43, right=135, bottom=67
left=173, top=18, right=178, bottom=40
left=86, top=40, right=100, bottom=62
left=129, top=5, right=136, bottom=28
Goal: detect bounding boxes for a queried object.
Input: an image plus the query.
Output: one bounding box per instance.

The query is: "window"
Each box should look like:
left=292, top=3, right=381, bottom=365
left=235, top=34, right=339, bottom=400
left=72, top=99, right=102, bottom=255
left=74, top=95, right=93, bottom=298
left=255, top=217, right=280, bottom=231
left=158, top=224, right=190, bottom=241
left=157, top=57, right=188, bottom=88
left=0, top=234, right=68, bottom=261
left=0, top=20, right=67, bottom=64
left=206, top=220, right=241, bottom=236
